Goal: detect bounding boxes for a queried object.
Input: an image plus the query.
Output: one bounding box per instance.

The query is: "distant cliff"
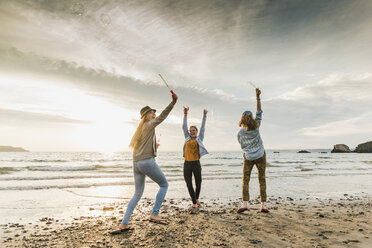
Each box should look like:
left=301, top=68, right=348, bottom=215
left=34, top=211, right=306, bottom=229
left=0, top=146, right=29, bottom=152
left=330, top=141, right=372, bottom=153
left=331, top=144, right=351, bottom=153
left=354, top=141, right=372, bottom=153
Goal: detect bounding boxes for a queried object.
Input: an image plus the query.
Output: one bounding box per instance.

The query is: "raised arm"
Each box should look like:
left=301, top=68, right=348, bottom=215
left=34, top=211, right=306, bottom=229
left=256, top=89, right=261, bottom=111
left=255, top=89, right=262, bottom=126
left=198, top=109, right=208, bottom=141
left=148, top=94, right=178, bottom=129
left=183, top=106, right=189, bottom=138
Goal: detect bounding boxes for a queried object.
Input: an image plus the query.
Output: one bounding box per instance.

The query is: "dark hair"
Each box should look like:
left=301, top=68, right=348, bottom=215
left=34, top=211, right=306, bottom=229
left=238, top=113, right=259, bottom=130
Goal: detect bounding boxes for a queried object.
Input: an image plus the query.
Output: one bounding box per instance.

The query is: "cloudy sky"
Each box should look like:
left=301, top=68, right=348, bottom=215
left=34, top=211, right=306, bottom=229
left=1, top=0, right=371, bottom=152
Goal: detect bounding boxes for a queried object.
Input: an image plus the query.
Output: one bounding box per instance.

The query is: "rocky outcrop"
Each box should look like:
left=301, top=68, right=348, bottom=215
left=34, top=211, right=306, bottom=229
left=331, top=144, right=351, bottom=153
left=0, top=146, right=29, bottom=152
left=297, top=150, right=310, bottom=153
left=355, top=141, right=372, bottom=153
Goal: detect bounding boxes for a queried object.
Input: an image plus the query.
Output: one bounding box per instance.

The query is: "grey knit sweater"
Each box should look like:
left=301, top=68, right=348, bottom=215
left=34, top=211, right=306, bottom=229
left=133, top=103, right=174, bottom=162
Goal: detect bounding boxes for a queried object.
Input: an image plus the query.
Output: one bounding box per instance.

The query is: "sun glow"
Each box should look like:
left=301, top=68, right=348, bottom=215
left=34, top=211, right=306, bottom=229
left=0, top=75, right=138, bottom=152
left=68, top=93, right=137, bottom=153
left=69, top=92, right=137, bottom=153
left=75, top=121, right=134, bottom=153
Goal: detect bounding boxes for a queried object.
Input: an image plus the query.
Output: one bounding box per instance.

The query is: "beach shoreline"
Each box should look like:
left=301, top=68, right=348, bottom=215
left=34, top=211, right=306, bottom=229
left=1, top=194, right=371, bottom=248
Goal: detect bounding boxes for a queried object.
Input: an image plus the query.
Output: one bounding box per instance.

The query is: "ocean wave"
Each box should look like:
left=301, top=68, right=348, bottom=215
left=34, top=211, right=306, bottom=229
left=0, top=181, right=133, bottom=190
left=270, top=172, right=372, bottom=178
left=0, top=167, right=20, bottom=174
left=0, top=174, right=131, bottom=181
left=94, top=164, right=130, bottom=169
left=202, top=176, right=242, bottom=180
left=7, top=159, right=69, bottom=163
left=0, top=164, right=132, bottom=174
left=26, top=165, right=97, bottom=171
left=295, top=166, right=313, bottom=172
left=0, top=176, right=184, bottom=190
left=165, top=169, right=183, bottom=173
left=270, top=160, right=327, bottom=165
left=227, top=164, right=242, bottom=167
left=0, top=159, right=68, bottom=163
left=96, top=158, right=132, bottom=162
left=266, top=163, right=280, bottom=167
left=2, top=171, right=371, bottom=191
left=213, top=157, right=241, bottom=160
left=1, top=158, right=132, bottom=163
left=0, top=175, right=246, bottom=190
left=77, top=159, right=130, bottom=163
left=316, top=167, right=369, bottom=171
left=202, top=163, right=223, bottom=167
left=24, top=164, right=133, bottom=172
left=0, top=171, right=239, bottom=182
left=159, top=165, right=183, bottom=168
left=271, top=161, right=305, bottom=164
left=31, top=159, right=68, bottom=163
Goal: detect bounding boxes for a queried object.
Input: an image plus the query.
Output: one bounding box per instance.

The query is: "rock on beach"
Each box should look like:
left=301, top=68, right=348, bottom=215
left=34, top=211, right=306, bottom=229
left=355, top=141, right=372, bottom=153
left=331, top=144, right=351, bottom=153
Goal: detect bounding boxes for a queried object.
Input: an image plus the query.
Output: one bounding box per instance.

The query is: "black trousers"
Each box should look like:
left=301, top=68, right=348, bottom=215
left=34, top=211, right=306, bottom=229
left=183, top=160, right=202, bottom=204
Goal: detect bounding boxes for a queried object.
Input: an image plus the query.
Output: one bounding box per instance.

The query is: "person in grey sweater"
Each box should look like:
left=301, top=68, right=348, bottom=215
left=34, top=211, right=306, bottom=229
left=111, top=94, right=177, bottom=234
left=236, top=89, right=269, bottom=214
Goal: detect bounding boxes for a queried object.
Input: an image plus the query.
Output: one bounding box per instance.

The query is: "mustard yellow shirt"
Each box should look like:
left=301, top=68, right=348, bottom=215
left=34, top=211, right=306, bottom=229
left=184, top=139, right=200, bottom=161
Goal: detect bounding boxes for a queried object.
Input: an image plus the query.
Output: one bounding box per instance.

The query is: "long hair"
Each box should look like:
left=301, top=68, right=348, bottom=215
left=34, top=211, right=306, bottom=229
left=238, top=113, right=259, bottom=130
left=129, top=117, right=147, bottom=150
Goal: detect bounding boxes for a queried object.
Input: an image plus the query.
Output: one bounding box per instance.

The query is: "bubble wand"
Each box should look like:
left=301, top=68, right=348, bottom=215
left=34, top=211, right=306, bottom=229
left=158, top=74, right=175, bottom=95
left=248, top=81, right=259, bottom=92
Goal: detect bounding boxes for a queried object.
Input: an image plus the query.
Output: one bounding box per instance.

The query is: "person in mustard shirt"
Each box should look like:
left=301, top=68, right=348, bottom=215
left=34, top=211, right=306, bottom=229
left=182, top=107, right=208, bottom=209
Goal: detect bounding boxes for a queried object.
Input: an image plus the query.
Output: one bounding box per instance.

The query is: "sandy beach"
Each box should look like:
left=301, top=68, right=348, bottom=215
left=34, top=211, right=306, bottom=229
left=2, top=0, right=372, bottom=247
left=1, top=193, right=371, bottom=248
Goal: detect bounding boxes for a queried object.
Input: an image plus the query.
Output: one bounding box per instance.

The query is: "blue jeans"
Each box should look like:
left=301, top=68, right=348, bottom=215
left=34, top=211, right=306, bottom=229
left=121, top=158, right=168, bottom=225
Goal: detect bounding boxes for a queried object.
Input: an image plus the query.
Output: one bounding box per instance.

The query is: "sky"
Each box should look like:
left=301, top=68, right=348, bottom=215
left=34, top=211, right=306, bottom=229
left=0, top=0, right=372, bottom=152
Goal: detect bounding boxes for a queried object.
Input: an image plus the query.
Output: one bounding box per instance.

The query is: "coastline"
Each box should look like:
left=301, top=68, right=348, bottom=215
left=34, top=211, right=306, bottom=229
left=1, top=194, right=371, bottom=248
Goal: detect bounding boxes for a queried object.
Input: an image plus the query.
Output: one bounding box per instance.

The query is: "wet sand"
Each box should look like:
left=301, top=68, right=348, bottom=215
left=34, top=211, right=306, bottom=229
left=1, top=194, right=371, bottom=248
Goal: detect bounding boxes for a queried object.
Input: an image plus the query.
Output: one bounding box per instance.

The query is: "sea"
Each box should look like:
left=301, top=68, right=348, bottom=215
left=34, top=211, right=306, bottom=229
left=0, top=150, right=371, bottom=225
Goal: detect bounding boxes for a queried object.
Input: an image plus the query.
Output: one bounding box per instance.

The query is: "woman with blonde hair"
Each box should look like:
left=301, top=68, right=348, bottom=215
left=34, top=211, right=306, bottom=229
left=111, top=94, right=177, bottom=234
left=237, top=89, right=269, bottom=213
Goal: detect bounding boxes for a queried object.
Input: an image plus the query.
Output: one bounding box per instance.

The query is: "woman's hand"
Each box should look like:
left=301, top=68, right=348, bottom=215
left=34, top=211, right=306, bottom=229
left=171, top=94, right=178, bottom=105
left=184, top=106, right=189, bottom=114
left=256, top=89, right=262, bottom=111
left=256, top=89, right=261, bottom=99
left=203, top=109, right=208, bottom=116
